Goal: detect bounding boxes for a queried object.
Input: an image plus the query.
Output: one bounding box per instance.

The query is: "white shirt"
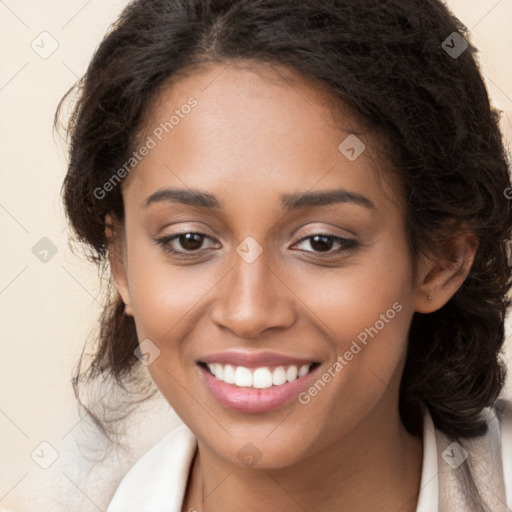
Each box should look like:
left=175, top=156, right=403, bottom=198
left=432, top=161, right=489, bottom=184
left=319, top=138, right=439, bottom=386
left=107, top=399, right=512, bottom=512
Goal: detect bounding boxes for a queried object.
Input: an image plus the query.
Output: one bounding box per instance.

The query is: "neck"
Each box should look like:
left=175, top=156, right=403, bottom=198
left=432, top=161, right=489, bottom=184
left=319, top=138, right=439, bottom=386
left=183, top=405, right=423, bottom=512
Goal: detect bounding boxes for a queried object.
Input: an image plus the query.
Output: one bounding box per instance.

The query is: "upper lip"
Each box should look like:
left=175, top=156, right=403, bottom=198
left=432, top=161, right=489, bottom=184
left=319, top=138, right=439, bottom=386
left=198, top=351, right=319, bottom=369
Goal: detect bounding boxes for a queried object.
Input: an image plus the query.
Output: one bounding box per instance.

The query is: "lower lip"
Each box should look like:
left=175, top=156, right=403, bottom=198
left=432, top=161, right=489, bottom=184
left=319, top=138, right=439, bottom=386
left=198, top=363, right=320, bottom=413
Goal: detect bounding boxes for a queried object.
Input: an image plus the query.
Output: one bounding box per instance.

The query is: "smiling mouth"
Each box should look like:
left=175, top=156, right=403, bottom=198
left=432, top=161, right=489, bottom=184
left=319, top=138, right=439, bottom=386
left=198, top=361, right=321, bottom=389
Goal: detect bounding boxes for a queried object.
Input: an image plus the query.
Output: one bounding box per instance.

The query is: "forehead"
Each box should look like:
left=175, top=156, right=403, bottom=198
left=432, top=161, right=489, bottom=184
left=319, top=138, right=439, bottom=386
left=122, top=60, right=397, bottom=214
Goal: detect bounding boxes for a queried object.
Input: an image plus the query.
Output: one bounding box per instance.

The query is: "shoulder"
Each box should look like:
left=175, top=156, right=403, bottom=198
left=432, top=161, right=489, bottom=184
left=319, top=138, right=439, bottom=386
left=434, top=398, right=512, bottom=511
left=488, top=398, right=512, bottom=492
left=107, top=422, right=197, bottom=512
left=470, top=397, right=512, bottom=478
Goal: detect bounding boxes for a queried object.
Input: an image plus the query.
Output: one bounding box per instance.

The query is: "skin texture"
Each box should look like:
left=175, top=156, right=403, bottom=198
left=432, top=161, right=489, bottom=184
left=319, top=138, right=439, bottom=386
left=106, top=61, right=478, bottom=512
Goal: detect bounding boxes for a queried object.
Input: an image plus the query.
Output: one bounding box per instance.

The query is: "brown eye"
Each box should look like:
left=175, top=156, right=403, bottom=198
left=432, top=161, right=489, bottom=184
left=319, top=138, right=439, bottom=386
left=177, top=233, right=205, bottom=251
left=309, top=235, right=335, bottom=252
left=293, top=234, right=358, bottom=255
left=155, top=232, right=216, bottom=256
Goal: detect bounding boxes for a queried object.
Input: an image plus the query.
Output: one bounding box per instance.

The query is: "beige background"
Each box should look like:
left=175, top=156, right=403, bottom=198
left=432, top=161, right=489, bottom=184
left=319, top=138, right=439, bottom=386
left=1, top=1, right=512, bottom=510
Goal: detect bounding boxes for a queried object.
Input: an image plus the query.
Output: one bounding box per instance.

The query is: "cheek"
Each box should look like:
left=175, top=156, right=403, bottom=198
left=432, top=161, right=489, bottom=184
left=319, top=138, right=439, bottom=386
left=293, top=234, right=413, bottom=404
left=296, top=270, right=410, bottom=393
left=302, top=239, right=412, bottom=351
left=123, top=241, right=214, bottom=408
left=125, top=234, right=214, bottom=340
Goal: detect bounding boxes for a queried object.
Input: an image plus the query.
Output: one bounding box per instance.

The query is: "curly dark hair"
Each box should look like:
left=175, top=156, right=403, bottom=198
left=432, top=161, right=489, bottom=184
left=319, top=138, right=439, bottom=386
left=56, top=0, right=512, bottom=473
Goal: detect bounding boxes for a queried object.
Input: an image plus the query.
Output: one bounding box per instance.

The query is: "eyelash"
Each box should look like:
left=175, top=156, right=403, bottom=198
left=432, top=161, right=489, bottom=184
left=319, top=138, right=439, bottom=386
left=154, top=231, right=358, bottom=258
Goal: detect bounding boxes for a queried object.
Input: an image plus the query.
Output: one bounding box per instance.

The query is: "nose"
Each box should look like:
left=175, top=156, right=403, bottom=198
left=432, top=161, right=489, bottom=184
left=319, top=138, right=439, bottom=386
left=210, top=249, right=296, bottom=339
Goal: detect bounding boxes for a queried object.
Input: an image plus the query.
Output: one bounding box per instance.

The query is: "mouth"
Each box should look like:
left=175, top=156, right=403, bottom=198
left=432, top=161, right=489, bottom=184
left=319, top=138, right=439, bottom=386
left=196, top=360, right=322, bottom=413
left=197, top=361, right=321, bottom=389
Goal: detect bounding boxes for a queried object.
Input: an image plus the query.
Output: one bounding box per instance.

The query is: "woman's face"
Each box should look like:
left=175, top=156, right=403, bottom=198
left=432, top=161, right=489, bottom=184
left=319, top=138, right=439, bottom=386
left=111, top=61, right=427, bottom=468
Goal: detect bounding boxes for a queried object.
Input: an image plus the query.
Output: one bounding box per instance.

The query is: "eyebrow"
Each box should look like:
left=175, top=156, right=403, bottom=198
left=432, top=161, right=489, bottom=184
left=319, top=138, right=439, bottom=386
left=142, top=187, right=376, bottom=211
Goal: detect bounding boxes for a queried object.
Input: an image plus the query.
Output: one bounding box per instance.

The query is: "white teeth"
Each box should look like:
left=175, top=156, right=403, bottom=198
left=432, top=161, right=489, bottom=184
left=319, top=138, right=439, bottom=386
left=272, top=366, right=287, bottom=386
left=234, top=366, right=252, bottom=387
left=298, top=364, right=310, bottom=378
left=213, top=363, right=224, bottom=380
left=286, top=365, right=298, bottom=382
left=205, top=362, right=315, bottom=388
left=223, top=364, right=236, bottom=384
left=253, top=368, right=273, bottom=388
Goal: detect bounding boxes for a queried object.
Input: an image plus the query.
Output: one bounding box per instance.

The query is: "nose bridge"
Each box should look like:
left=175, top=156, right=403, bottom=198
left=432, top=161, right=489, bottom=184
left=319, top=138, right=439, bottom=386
left=210, top=240, right=295, bottom=337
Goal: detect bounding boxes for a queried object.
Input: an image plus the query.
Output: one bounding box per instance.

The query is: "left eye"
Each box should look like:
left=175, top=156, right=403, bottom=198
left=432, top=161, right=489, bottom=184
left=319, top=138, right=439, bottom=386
left=292, top=234, right=357, bottom=254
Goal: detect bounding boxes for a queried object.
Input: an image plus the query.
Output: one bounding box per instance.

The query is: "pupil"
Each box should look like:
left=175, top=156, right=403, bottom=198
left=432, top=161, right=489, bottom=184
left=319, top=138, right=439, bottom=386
left=311, top=235, right=332, bottom=252
left=180, top=233, right=203, bottom=250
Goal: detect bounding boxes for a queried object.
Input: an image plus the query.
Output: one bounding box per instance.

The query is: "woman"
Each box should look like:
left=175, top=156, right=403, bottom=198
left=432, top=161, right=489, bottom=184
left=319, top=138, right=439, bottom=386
left=57, top=0, right=512, bottom=510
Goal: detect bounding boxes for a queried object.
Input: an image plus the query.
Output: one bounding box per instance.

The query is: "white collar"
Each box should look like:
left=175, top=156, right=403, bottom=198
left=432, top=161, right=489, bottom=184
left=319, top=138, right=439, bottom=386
left=107, top=423, right=197, bottom=511
left=415, top=408, right=439, bottom=511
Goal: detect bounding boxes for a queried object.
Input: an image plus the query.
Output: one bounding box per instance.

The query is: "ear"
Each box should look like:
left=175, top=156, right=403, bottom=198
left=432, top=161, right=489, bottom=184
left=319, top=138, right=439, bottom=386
left=413, top=229, right=479, bottom=314
left=105, top=213, right=133, bottom=317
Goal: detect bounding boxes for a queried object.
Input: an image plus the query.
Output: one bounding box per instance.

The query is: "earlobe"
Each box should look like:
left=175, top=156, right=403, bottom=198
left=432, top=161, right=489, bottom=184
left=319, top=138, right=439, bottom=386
left=414, top=230, right=478, bottom=314
left=105, top=213, right=133, bottom=316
